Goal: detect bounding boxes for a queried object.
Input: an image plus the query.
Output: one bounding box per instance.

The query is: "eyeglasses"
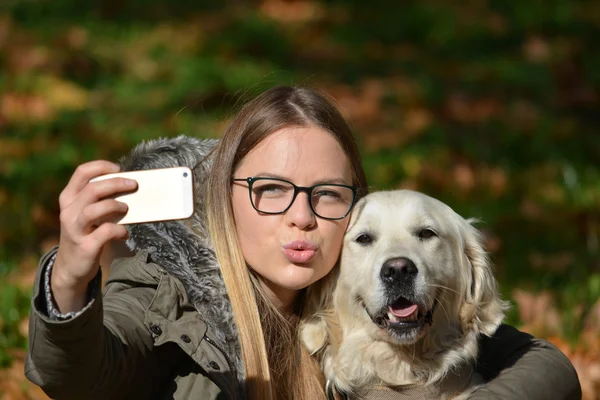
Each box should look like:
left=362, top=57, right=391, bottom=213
left=232, top=177, right=358, bottom=220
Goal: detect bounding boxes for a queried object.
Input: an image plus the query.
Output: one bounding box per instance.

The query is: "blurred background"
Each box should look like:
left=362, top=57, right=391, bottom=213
left=0, top=0, right=598, bottom=398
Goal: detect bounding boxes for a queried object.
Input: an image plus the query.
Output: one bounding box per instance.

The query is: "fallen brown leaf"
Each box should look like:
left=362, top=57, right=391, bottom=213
left=584, top=299, right=600, bottom=332
left=527, top=251, right=574, bottom=273
left=523, top=35, right=551, bottom=63
left=570, top=354, right=600, bottom=400
left=260, top=0, right=324, bottom=23
left=512, top=288, right=562, bottom=337
left=0, top=94, right=51, bottom=123
left=327, top=80, right=383, bottom=125
left=453, top=163, right=476, bottom=192
left=0, top=350, right=50, bottom=400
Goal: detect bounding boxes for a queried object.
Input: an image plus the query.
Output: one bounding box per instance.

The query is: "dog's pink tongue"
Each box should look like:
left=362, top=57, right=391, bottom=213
left=389, top=304, right=418, bottom=318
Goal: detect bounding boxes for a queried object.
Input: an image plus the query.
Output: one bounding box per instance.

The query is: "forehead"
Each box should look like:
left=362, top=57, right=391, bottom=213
left=349, top=191, right=452, bottom=231
left=235, top=126, right=353, bottom=183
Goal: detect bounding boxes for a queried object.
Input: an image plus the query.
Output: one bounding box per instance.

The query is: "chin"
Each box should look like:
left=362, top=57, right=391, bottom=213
left=274, top=265, right=328, bottom=293
left=275, top=271, right=321, bottom=291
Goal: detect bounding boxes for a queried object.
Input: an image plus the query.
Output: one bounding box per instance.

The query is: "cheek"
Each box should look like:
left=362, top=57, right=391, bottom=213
left=232, top=192, right=268, bottom=261
left=322, top=221, right=347, bottom=263
left=426, top=243, right=459, bottom=283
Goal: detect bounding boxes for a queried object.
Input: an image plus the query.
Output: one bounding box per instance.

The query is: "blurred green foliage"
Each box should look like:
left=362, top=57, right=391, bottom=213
left=0, top=278, right=29, bottom=368
left=0, top=0, right=599, bottom=366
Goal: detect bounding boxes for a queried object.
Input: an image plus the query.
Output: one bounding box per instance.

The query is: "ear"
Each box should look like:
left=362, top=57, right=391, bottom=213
left=460, top=219, right=509, bottom=336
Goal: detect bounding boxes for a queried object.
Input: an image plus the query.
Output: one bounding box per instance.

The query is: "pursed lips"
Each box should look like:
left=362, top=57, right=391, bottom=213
left=282, top=240, right=318, bottom=264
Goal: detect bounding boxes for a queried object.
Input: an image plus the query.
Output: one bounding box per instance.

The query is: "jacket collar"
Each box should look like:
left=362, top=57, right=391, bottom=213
left=118, top=136, right=243, bottom=381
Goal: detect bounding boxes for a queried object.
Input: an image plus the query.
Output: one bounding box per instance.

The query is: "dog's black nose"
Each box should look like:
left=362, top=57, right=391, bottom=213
left=380, top=257, right=418, bottom=284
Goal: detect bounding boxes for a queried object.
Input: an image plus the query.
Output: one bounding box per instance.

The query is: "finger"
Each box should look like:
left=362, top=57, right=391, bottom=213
left=60, top=161, right=121, bottom=209
left=61, top=178, right=135, bottom=235
left=70, top=177, right=137, bottom=217
left=78, top=199, right=129, bottom=232
left=83, top=223, right=129, bottom=256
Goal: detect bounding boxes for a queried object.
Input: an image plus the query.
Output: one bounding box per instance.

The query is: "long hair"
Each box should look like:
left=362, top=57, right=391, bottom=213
left=205, top=86, right=368, bottom=399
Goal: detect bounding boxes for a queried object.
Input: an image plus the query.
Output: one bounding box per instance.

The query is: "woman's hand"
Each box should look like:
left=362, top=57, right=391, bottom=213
left=51, top=160, right=137, bottom=313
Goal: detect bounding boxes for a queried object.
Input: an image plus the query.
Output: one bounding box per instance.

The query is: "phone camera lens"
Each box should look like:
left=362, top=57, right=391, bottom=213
left=183, top=172, right=188, bottom=178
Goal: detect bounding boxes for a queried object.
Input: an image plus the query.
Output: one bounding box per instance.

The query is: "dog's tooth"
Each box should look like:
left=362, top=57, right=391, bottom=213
left=387, top=312, right=400, bottom=323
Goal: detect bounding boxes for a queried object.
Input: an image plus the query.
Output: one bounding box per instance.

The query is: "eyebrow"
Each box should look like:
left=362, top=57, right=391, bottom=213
left=250, top=172, right=351, bottom=186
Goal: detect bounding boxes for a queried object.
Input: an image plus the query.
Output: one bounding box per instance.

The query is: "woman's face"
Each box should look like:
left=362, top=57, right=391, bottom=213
left=232, top=126, right=353, bottom=308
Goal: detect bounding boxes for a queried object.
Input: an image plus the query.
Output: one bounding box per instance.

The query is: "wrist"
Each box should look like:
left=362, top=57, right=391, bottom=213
left=51, top=256, right=91, bottom=297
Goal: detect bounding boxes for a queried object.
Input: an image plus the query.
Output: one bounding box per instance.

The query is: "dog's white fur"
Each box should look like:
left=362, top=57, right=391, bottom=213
left=301, top=190, right=509, bottom=399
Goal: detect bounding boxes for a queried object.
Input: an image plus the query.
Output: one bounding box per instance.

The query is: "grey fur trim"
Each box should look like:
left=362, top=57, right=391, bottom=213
left=118, top=135, right=243, bottom=380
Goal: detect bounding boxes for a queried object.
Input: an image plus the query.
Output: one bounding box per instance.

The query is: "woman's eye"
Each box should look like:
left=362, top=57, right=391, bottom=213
left=418, top=229, right=437, bottom=239
left=254, top=185, right=286, bottom=195
left=314, top=189, right=341, bottom=199
left=355, top=233, right=374, bottom=245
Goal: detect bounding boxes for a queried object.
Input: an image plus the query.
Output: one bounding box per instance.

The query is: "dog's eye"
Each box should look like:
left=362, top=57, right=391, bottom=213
left=418, top=229, right=437, bottom=239
left=355, top=233, right=374, bottom=245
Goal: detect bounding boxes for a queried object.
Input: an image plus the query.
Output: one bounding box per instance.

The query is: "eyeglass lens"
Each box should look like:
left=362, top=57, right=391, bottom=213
left=250, top=179, right=354, bottom=219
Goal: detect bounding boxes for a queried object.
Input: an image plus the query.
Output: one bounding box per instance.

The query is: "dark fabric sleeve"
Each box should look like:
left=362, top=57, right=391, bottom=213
left=470, top=324, right=582, bottom=400
left=25, top=249, right=183, bottom=400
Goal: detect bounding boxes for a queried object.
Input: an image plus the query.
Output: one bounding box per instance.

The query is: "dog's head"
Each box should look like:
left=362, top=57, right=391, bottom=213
left=301, top=190, right=507, bottom=390
left=339, top=190, right=506, bottom=345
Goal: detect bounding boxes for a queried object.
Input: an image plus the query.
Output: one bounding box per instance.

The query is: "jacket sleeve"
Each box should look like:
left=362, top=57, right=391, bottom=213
left=470, top=323, right=582, bottom=400
left=42, top=251, right=100, bottom=320
left=25, top=248, right=183, bottom=400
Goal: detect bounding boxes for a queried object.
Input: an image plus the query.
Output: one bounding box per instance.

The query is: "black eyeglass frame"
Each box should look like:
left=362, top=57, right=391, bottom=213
left=232, top=177, right=358, bottom=221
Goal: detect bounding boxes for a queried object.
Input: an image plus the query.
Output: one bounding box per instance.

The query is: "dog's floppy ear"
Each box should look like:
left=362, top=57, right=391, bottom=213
left=460, top=219, right=508, bottom=336
left=301, top=197, right=368, bottom=358
left=300, top=269, right=338, bottom=357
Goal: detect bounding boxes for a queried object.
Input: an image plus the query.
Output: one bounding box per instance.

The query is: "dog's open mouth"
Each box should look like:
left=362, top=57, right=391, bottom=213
left=388, top=296, right=422, bottom=324
left=363, top=295, right=437, bottom=336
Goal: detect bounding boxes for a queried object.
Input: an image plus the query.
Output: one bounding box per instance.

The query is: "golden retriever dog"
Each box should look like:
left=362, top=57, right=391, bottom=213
left=301, top=190, right=509, bottom=399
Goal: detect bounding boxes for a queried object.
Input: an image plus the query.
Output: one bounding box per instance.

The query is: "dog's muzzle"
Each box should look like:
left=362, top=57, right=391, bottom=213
left=364, top=295, right=438, bottom=331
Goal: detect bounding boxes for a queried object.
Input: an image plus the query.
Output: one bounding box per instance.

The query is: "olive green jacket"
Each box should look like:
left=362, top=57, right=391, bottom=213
left=25, top=247, right=582, bottom=400
left=26, top=248, right=239, bottom=399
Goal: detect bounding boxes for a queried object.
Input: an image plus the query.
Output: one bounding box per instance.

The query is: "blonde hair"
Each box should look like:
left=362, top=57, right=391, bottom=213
left=205, top=86, right=368, bottom=399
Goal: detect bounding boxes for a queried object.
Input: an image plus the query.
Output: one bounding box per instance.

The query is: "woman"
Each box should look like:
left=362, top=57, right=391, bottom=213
left=25, top=86, right=580, bottom=399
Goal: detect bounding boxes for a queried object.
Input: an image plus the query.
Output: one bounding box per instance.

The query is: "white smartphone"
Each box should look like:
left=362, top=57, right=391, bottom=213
left=90, top=166, right=194, bottom=225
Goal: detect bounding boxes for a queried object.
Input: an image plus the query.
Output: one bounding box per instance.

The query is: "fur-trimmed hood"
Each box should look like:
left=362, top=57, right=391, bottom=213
left=117, top=136, right=243, bottom=380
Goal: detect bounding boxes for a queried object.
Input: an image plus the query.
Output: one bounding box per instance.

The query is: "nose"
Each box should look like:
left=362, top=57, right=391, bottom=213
left=380, top=257, right=418, bottom=285
left=285, top=192, right=316, bottom=229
